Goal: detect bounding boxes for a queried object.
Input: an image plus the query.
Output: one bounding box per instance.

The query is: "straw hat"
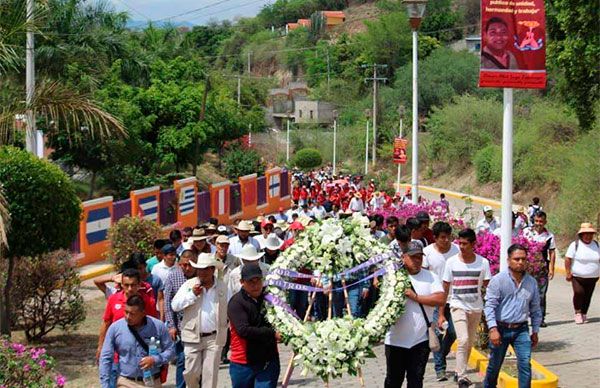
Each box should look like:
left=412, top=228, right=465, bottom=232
left=274, top=220, right=289, bottom=231
left=577, top=223, right=597, bottom=235
left=235, top=245, right=265, bottom=261
left=236, top=220, right=253, bottom=232
left=215, top=235, right=230, bottom=244
left=188, top=228, right=210, bottom=242
left=354, top=192, right=362, bottom=198
left=191, top=253, right=224, bottom=270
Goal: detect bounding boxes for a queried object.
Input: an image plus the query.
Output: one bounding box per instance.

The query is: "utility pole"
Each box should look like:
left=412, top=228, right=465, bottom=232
left=363, top=64, right=387, bottom=166
left=237, top=75, right=241, bottom=106
left=25, top=0, right=42, bottom=157
left=332, top=110, right=338, bottom=176
left=326, top=47, right=331, bottom=93
left=247, top=52, right=251, bottom=73
left=397, top=105, right=405, bottom=193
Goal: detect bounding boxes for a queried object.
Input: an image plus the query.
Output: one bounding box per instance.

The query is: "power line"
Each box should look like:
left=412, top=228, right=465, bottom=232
left=113, top=0, right=152, bottom=21
left=152, top=0, right=238, bottom=23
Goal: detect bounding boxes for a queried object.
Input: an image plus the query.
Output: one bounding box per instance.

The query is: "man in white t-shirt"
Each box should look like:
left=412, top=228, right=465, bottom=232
left=384, top=241, right=445, bottom=388
left=422, top=222, right=460, bottom=382
left=565, top=223, right=600, bottom=324
left=476, top=206, right=500, bottom=234
left=151, top=244, right=179, bottom=285
left=441, top=228, right=491, bottom=387
left=522, top=211, right=556, bottom=327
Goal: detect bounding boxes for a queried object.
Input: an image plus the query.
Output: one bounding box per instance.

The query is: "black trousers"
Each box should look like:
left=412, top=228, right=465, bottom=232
left=384, top=340, right=430, bottom=388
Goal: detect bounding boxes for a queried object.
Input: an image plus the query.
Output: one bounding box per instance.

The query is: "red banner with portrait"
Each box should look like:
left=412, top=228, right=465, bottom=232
left=393, top=137, right=407, bottom=165
left=479, top=0, right=546, bottom=89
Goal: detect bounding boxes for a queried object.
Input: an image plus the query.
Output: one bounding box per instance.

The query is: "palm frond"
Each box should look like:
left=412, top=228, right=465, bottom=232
left=0, top=80, right=126, bottom=144
left=0, top=186, right=10, bottom=249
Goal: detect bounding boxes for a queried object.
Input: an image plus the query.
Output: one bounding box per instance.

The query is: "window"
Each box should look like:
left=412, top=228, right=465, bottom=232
left=309, top=110, right=314, bottom=119
left=299, top=110, right=303, bottom=118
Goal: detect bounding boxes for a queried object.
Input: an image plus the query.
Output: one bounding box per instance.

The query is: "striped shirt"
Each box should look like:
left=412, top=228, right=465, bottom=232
left=164, top=267, right=189, bottom=331
left=443, top=254, right=492, bottom=312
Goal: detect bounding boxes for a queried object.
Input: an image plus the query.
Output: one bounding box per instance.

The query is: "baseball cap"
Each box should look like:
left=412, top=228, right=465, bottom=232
left=161, top=244, right=176, bottom=255
left=217, top=225, right=228, bottom=234
left=405, top=241, right=424, bottom=256
left=241, top=265, right=264, bottom=281
left=483, top=205, right=494, bottom=213
left=415, top=211, right=430, bottom=222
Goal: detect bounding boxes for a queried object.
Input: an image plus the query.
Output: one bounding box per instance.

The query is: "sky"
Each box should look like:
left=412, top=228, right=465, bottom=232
left=107, top=0, right=273, bottom=25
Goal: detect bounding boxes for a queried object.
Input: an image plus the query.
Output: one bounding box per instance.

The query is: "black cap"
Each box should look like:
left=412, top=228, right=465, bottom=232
left=416, top=211, right=431, bottom=222
left=241, top=265, right=263, bottom=281
left=405, top=241, right=424, bottom=256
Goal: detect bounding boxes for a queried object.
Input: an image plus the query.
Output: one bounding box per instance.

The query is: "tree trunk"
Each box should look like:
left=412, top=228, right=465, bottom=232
left=0, top=255, right=14, bottom=335
left=88, top=170, right=96, bottom=200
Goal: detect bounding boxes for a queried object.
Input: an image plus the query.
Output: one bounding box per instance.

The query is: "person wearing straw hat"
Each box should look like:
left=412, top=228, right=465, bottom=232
left=171, top=253, right=228, bottom=388
left=188, top=228, right=215, bottom=255
left=228, top=220, right=260, bottom=256
left=348, top=192, right=365, bottom=213
left=227, top=245, right=270, bottom=301
left=565, top=223, right=600, bottom=324
left=263, top=235, right=283, bottom=265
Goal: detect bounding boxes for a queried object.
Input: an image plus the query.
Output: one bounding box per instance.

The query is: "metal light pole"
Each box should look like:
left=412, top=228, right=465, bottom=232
left=364, top=109, right=371, bottom=175
left=286, top=110, right=291, bottom=163
left=500, top=88, right=514, bottom=271
left=332, top=110, right=338, bottom=176
left=25, top=0, right=40, bottom=157
left=403, top=0, right=427, bottom=205
left=397, top=105, right=405, bottom=193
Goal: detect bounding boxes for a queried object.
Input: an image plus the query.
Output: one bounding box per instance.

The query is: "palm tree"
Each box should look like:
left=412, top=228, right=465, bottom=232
left=0, top=0, right=125, bottom=335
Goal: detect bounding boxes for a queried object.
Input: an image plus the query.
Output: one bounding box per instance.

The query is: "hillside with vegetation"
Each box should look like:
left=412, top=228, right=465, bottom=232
left=0, top=0, right=597, bottom=237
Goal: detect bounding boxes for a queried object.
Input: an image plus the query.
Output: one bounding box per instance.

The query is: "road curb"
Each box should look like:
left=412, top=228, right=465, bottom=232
left=78, top=264, right=115, bottom=281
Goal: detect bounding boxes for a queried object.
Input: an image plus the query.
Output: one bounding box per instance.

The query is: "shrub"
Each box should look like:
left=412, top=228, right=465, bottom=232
left=0, top=146, right=81, bottom=257
left=293, top=148, right=323, bottom=169
left=105, top=216, right=162, bottom=266
left=473, top=144, right=502, bottom=183
left=222, top=147, right=265, bottom=180
left=2, top=250, right=85, bottom=342
left=0, top=339, right=66, bottom=387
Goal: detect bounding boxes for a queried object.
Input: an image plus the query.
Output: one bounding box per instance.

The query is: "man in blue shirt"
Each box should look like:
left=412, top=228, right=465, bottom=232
left=483, top=243, right=542, bottom=388
left=100, top=295, right=175, bottom=388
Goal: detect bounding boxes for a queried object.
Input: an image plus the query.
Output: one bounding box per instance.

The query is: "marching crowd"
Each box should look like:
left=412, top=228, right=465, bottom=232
left=95, top=168, right=599, bottom=388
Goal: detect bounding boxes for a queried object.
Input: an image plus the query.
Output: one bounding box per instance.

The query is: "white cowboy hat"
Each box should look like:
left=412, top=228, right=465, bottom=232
left=236, top=220, right=253, bottom=232
left=235, top=245, right=265, bottom=261
left=264, top=235, right=283, bottom=251
left=274, top=220, right=289, bottom=231
left=188, top=228, right=210, bottom=242
left=191, top=253, right=225, bottom=270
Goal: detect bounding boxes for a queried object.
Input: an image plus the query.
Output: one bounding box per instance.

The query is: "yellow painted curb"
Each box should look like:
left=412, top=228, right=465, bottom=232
left=450, top=342, right=559, bottom=387
left=78, top=264, right=116, bottom=281
left=398, top=183, right=501, bottom=208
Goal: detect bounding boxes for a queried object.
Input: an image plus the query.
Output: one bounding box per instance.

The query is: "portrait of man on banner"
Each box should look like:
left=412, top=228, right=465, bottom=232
left=479, top=0, right=547, bottom=89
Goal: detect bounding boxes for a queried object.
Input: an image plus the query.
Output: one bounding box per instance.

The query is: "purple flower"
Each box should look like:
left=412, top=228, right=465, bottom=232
left=38, top=359, right=47, bottom=368
left=11, top=343, right=25, bottom=355
left=55, top=374, right=66, bottom=387
left=23, top=364, right=31, bottom=372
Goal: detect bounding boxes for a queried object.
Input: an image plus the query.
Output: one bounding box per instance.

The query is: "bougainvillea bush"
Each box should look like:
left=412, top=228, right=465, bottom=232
left=371, top=202, right=467, bottom=233
left=0, top=339, right=66, bottom=387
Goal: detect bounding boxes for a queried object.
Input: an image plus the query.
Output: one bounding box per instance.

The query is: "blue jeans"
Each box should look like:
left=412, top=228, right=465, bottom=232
left=109, top=361, right=119, bottom=388
left=332, top=281, right=362, bottom=318
left=432, top=304, right=456, bottom=374
left=175, top=340, right=186, bottom=388
left=230, top=359, right=280, bottom=388
left=484, top=325, right=532, bottom=388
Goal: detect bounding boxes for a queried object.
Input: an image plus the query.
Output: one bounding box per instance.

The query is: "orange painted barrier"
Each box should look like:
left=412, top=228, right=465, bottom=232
left=174, top=177, right=198, bottom=228
left=130, top=186, right=160, bottom=223
left=239, top=173, right=258, bottom=220
left=265, top=167, right=282, bottom=214
left=209, top=181, right=232, bottom=225
left=78, top=196, right=113, bottom=266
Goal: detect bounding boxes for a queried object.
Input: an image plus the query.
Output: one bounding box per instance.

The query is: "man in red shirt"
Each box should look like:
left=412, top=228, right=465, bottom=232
left=96, top=269, right=159, bottom=364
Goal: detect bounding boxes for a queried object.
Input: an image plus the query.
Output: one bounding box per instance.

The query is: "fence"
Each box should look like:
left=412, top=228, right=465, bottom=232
left=76, top=167, right=292, bottom=266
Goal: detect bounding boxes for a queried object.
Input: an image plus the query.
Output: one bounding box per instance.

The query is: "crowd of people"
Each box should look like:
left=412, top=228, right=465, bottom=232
left=94, top=168, right=599, bottom=388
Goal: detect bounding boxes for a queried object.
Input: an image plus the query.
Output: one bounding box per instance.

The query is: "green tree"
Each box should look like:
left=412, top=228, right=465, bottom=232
left=547, top=0, right=600, bottom=131
left=0, top=147, right=81, bottom=335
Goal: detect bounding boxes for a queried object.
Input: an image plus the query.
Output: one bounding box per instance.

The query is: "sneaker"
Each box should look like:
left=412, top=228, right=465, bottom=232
left=540, top=321, right=547, bottom=328
left=458, top=377, right=472, bottom=387
left=436, top=371, right=448, bottom=382
left=583, top=314, right=588, bottom=323
left=575, top=313, right=584, bottom=324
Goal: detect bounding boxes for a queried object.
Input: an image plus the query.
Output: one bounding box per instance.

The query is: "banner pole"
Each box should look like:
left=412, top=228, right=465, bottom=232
left=500, top=88, right=513, bottom=272
left=397, top=119, right=403, bottom=193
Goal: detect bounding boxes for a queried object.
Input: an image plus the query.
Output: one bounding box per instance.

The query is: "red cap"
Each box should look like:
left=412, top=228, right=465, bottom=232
left=288, top=221, right=305, bottom=231
left=261, top=219, right=273, bottom=228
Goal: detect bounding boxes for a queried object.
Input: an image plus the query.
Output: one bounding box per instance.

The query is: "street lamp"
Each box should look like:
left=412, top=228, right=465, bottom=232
left=403, top=0, right=426, bottom=205
left=396, top=105, right=406, bottom=193
left=332, top=110, right=338, bottom=176
left=286, top=110, right=292, bottom=163
left=364, top=109, right=371, bottom=175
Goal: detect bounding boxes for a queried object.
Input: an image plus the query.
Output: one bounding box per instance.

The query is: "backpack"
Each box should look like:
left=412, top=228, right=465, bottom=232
left=573, top=239, right=600, bottom=256
left=529, top=204, right=542, bottom=225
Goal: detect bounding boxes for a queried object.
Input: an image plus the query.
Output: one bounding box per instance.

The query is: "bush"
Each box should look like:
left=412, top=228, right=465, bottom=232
left=0, top=339, right=67, bottom=387
left=473, top=145, right=502, bottom=183
left=222, top=147, right=265, bottom=180
left=0, top=146, right=81, bottom=257
left=293, top=148, right=323, bottom=169
left=105, top=216, right=162, bottom=266
left=2, top=250, right=85, bottom=342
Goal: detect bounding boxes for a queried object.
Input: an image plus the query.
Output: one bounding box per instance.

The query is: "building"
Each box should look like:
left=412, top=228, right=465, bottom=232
left=320, top=11, right=345, bottom=30
left=294, top=100, right=335, bottom=124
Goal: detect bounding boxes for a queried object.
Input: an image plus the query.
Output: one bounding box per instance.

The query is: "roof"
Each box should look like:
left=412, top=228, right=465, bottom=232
left=287, top=23, right=299, bottom=30
left=269, top=88, right=289, bottom=96
left=322, top=11, right=345, bottom=19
